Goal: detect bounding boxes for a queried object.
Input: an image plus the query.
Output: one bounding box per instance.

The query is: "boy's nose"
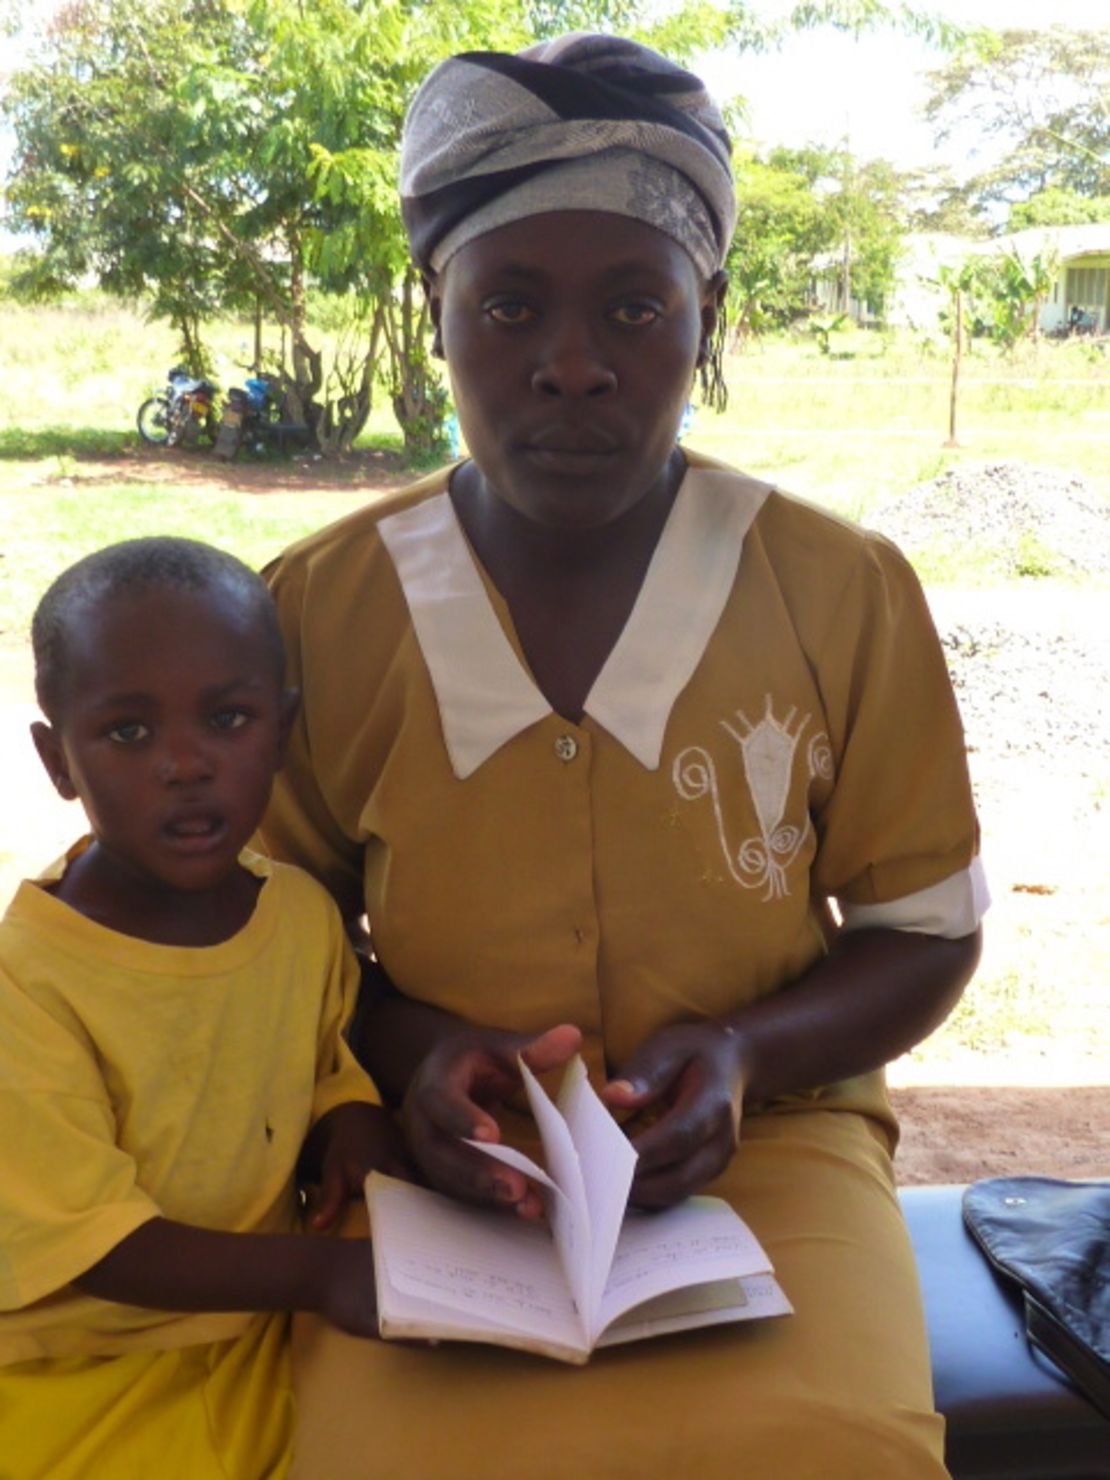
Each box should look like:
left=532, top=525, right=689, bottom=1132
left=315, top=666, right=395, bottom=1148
left=531, top=322, right=617, bottom=399
left=156, top=738, right=214, bottom=785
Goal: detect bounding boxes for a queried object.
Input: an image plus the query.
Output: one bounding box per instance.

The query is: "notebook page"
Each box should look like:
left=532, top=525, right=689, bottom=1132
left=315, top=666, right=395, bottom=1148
left=461, top=1138, right=560, bottom=1194
left=557, top=1056, right=637, bottom=1334
left=597, top=1196, right=775, bottom=1331
left=368, top=1173, right=585, bottom=1349
left=597, top=1273, right=793, bottom=1348
left=519, top=1059, right=593, bottom=1327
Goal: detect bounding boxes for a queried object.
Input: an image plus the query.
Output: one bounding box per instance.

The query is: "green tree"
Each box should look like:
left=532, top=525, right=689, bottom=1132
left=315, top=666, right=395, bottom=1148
left=1009, top=187, right=1110, bottom=230
left=936, top=247, right=1058, bottom=352
left=924, top=27, right=1110, bottom=214
left=3, top=0, right=529, bottom=455
left=980, top=247, right=1058, bottom=348
left=2, top=0, right=246, bottom=370
left=726, top=152, right=835, bottom=334
left=764, top=145, right=907, bottom=322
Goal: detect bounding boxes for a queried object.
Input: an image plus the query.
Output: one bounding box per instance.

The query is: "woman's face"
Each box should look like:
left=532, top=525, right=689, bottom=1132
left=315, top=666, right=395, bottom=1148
left=430, top=211, right=721, bottom=531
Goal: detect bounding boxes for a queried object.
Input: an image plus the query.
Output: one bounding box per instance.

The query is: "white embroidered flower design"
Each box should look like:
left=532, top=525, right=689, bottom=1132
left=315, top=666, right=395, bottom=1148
left=673, top=696, right=832, bottom=901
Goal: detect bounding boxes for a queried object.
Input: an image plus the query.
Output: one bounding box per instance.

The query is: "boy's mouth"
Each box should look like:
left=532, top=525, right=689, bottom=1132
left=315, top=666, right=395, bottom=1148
left=163, top=812, right=227, bottom=849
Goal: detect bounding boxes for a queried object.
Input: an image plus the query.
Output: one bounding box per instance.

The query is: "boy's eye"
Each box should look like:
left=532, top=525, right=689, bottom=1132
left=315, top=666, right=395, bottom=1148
left=609, top=302, right=659, bottom=327
left=210, top=707, right=250, bottom=732
left=107, top=721, right=149, bottom=744
left=485, top=300, right=536, bottom=326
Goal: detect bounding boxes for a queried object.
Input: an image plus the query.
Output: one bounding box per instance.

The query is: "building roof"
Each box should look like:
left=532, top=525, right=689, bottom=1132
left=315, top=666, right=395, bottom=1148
left=969, top=223, right=1110, bottom=264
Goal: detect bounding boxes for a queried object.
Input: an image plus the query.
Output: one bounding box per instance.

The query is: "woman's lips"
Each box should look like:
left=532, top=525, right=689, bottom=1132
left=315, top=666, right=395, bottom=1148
left=522, top=441, right=619, bottom=474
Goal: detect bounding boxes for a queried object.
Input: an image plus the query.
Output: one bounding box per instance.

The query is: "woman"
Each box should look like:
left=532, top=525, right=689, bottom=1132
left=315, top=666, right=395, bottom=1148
left=263, top=34, right=986, bottom=1478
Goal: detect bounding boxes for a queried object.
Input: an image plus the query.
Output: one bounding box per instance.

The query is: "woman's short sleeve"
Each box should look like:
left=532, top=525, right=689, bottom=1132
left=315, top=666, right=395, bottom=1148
left=808, top=533, right=982, bottom=929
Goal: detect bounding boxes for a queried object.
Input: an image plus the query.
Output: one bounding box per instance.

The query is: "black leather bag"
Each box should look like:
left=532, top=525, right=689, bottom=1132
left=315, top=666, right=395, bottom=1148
left=962, top=1176, right=1110, bottom=1418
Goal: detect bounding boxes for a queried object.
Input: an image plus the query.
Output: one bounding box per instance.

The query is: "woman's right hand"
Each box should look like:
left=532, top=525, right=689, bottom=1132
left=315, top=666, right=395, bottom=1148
left=402, top=1022, right=581, bottom=1219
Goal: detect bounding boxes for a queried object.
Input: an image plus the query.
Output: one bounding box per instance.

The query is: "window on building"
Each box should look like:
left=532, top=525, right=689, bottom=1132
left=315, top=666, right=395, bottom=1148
left=1066, top=265, right=1108, bottom=313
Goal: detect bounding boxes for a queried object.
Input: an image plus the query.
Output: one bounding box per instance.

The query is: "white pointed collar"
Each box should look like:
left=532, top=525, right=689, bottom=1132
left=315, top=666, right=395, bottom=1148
left=378, top=465, right=770, bottom=779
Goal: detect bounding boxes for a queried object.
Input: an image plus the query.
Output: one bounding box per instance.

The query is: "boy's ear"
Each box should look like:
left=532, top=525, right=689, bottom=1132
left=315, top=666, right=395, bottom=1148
left=276, top=688, right=300, bottom=766
left=30, top=721, right=79, bottom=802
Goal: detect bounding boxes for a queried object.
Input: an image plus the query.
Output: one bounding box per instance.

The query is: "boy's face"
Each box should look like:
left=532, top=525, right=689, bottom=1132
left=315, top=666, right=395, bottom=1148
left=32, top=583, right=296, bottom=898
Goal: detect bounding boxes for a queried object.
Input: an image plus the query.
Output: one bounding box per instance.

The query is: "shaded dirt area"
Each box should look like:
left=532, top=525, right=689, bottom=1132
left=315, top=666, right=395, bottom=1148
left=2, top=443, right=415, bottom=497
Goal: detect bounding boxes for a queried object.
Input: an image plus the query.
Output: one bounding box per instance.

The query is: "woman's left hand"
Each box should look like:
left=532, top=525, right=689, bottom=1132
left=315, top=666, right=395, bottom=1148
left=601, top=1022, right=744, bottom=1210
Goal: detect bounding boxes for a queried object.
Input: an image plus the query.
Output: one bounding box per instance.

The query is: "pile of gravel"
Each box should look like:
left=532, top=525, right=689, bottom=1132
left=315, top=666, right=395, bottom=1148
left=931, top=597, right=1110, bottom=781
left=864, top=460, right=1110, bottom=806
left=873, top=461, right=1110, bottom=581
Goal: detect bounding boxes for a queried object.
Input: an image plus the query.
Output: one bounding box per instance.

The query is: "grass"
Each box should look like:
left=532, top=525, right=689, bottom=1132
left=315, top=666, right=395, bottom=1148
left=2, top=296, right=1108, bottom=1068
left=688, top=327, right=1110, bottom=524
left=0, top=483, right=375, bottom=646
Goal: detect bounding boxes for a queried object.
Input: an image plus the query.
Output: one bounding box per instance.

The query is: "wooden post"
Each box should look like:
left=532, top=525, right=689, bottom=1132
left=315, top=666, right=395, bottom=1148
left=944, top=289, right=963, bottom=448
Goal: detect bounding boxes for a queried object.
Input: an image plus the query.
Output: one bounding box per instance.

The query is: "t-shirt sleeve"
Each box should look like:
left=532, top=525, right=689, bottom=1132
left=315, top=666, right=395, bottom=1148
left=260, top=553, right=367, bottom=925
left=0, top=971, right=159, bottom=1310
left=309, top=902, right=381, bottom=1124
left=808, top=533, right=986, bottom=936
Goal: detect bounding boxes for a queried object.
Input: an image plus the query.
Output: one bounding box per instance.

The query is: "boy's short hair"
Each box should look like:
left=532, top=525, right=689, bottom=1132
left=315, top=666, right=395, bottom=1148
left=32, top=536, right=287, bottom=721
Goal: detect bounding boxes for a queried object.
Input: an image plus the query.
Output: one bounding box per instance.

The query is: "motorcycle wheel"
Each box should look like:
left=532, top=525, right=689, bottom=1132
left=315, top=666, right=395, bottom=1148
left=137, top=395, right=172, bottom=445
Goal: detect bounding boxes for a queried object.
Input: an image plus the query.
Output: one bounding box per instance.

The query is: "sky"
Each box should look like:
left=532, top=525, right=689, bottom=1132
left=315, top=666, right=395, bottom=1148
left=702, top=0, right=1107, bottom=177
left=1, top=0, right=1106, bottom=250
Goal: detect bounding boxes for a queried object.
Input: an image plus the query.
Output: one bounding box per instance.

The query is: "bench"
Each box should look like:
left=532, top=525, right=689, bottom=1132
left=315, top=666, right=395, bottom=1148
left=900, top=1184, right=1109, bottom=1480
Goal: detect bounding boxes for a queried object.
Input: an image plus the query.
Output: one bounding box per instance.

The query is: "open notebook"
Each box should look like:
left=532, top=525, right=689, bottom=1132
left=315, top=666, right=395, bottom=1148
left=366, top=1055, right=791, bottom=1364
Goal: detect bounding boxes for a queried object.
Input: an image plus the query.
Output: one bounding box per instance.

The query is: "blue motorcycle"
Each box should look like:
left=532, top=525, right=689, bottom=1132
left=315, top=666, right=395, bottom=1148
left=213, top=368, right=311, bottom=460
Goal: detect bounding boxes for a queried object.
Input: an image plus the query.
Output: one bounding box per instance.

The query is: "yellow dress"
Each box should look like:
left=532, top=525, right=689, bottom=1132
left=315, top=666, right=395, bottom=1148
left=0, top=847, right=379, bottom=1479
left=263, top=456, right=987, bottom=1479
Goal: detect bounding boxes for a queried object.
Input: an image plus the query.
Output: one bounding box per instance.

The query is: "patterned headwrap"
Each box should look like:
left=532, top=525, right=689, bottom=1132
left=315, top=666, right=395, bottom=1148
left=400, top=33, right=736, bottom=280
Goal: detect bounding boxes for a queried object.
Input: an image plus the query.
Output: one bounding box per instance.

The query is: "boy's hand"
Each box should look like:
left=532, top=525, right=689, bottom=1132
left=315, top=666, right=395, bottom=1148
left=299, top=1102, right=410, bottom=1233
left=314, top=1237, right=380, bottom=1339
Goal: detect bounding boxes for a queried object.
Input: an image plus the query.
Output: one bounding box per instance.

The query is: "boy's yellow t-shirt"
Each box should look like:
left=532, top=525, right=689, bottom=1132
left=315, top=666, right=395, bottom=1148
left=0, top=845, right=378, bottom=1364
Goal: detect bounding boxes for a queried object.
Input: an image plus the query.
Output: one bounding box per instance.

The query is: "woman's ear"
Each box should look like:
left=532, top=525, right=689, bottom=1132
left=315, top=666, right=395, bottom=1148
left=422, top=270, right=445, bottom=359
left=30, top=721, right=79, bottom=802
left=699, top=269, right=728, bottom=353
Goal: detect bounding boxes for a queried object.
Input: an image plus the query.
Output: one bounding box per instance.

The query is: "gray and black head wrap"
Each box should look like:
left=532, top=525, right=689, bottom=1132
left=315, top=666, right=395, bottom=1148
left=400, top=33, right=736, bottom=280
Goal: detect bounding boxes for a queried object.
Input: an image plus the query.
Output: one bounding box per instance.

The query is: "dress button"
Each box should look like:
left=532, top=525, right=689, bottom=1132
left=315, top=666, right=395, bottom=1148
left=554, top=734, right=579, bottom=762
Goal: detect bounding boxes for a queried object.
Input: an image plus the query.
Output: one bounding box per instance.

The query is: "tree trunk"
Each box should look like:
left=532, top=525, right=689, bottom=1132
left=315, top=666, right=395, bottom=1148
left=283, top=230, right=323, bottom=441
left=944, top=289, right=963, bottom=448
left=386, top=270, right=448, bottom=464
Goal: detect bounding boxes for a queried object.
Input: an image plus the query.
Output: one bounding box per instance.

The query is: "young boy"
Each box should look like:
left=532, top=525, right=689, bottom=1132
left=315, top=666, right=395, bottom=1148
left=0, top=537, right=396, bottom=1479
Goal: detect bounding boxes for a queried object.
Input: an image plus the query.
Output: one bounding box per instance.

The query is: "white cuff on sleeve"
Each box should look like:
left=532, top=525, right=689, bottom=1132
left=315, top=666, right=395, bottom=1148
left=838, top=856, right=990, bottom=938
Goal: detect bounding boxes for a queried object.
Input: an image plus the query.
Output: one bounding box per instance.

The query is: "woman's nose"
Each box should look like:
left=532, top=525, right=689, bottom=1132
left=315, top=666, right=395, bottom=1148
left=531, top=321, right=617, bottom=398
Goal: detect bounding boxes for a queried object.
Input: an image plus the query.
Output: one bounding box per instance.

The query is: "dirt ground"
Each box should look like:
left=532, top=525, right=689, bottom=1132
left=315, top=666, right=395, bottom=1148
left=2, top=447, right=1106, bottom=1191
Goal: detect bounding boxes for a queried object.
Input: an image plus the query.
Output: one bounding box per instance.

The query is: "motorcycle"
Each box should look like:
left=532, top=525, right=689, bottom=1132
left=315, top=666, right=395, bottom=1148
left=136, top=367, right=219, bottom=448
left=212, top=367, right=311, bottom=460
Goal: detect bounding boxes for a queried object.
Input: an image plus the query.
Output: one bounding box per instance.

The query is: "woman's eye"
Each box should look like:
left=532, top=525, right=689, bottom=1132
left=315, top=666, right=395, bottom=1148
left=486, top=300, right=536, bottom=326
left=107, top=721, right=149, bottom=744
left=610, top=302, right=659, bottom=327
left=211, top=708, right=249, bottom=732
